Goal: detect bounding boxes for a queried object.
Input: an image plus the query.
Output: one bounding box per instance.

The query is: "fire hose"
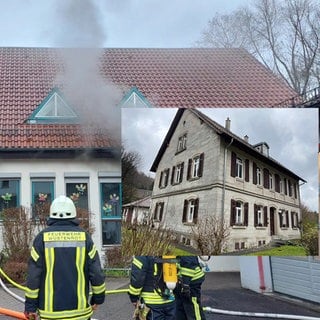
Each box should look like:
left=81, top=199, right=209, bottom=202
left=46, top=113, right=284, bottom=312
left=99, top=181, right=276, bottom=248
left=1, top=267, right=320, bottom=320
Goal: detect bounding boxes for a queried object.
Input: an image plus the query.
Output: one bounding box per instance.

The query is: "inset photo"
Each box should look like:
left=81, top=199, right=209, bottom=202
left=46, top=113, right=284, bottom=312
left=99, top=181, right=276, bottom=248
left=122, top=107, right=318, bottom=256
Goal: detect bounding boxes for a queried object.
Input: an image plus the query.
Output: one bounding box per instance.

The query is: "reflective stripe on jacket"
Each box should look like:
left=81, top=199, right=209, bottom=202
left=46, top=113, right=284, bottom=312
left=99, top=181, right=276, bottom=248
left=178, top=256, right=205, bottom=285
left=129, top=256, right=175, bottom=306
left=25, top=219, right=106, bottom=319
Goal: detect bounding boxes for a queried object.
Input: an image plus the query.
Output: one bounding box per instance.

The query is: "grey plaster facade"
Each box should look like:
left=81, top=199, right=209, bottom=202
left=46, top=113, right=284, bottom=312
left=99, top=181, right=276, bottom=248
left=150, top=109, right=303, bottom=252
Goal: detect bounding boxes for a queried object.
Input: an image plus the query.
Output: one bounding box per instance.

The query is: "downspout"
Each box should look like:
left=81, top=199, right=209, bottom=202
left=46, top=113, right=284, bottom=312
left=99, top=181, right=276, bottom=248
left=221, top=138, right=234, bottom=224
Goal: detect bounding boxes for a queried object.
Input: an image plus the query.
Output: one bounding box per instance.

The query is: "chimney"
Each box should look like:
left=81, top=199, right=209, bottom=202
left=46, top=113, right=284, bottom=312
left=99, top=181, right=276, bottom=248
left=244, top=135, right=249, bottom=143
left=225, top=117, right=231, bottom=131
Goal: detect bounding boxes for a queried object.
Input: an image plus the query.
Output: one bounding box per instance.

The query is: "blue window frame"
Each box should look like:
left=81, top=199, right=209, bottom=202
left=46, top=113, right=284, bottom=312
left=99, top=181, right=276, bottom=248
left=31, top=180, right=54, bottom=218
left=100, top=182, right=121, bottom=245
left=0, top=179, right=20, bottom=219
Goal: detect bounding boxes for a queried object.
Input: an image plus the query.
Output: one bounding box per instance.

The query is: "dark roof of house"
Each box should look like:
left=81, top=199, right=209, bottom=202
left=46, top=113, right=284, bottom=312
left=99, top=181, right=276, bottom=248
left=150, top=108, right=306, bottom=182
left=0, top=47, right=296, bottom=150
left=122, top=196, right=151, bottom=208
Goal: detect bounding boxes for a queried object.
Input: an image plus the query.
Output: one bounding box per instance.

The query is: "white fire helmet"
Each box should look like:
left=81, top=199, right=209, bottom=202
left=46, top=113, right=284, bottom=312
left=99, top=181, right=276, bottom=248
left=199, top=256, right=211, bottom=261
left=50, top=195, right=77, bottom=219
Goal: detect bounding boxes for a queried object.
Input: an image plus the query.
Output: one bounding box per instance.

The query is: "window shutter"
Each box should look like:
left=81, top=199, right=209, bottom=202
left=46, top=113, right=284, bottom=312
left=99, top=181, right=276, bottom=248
left=288, top=180, right=292, bottom=197
left=245, top=159, right=249, bottom=182
left=187, top=159, right=192, bottom=180
left=153, top=203, right=158, bottom=219
left=275, top=174, right=280, bottom=192
left=171, top=166, right=175, bottom=185
left=254, top=204, right=257, bottom=227
left=244, top=202, right=248, bottom=226
left=159, top=203, right=164, bottom=221
left=230, top=199, right=236, bottom=226
left=263, top=168, right=269, bottom=189
left=182, top=200, right=188, bottom=223
left=198, top=153, right=204, bottom=177
left=264, top=206, right=268, bottom=226
left=252, top=162, right=257, bottom=185
left=165, top=169, right=169, bottom=187
left=279, top=211, right=283, bottom=227
left=193, top=198, right=199, bottom=224
left=180, top=162, right=184, bottom=183
left=231, top=152, right=236, bottom=177
left=159, top=172, right=163, bottom=188
left=284, top=178, right=287, bottom=195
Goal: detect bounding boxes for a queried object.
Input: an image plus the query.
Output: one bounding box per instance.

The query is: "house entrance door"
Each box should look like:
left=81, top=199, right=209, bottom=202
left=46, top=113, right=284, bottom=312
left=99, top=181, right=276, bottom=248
left=270, top=207, right=276, bottom=236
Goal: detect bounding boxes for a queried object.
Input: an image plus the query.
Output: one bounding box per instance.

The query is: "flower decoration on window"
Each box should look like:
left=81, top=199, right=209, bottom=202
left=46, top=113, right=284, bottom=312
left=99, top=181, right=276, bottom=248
left=109, top=193, right=119, bottom=204
left=1, top=193, right=12, bottom=202
left=38, top=193, right=48, bottom=202
left=70, top=192, right=80, bottom=203
left=102, top=193, right=120, bottom=217
left=75, top=184, right=86, bottom=195
left=102, top=202, right=112, bottom=215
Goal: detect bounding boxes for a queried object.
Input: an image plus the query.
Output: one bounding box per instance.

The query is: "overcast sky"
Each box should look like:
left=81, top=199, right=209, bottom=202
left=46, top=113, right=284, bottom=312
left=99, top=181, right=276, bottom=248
left=122, top=108, right=318, bottom=212
left=0, top=1, right=318, bottom=211
left=0, top=0, right=250, bottom=47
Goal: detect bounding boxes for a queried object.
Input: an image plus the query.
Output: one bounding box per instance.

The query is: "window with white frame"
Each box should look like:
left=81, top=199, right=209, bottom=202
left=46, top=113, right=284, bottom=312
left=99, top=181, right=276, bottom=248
left=291, top=211, right=299, bottom=228
left=236, top=158, right=243, bottom=178
left=230, top=200, right=248, bottom=226
left=153, top=202, right=164, bottom=221
left=256, top=167, right=262, bottom=185
left=269, top=173, right=273, bottom=190
left=172, top=162, right=184, bottom=185
left=177, top=133, right=187, bottom=153
left=279, top=209, right=289, bottom=228
left=279, top=178, right=283, bottom=193
left=235, top=202, right=243, bottom=224
left=187, top=153, right=204, bottom=180
left=182, top=198, right=199, bottom=224
left=254, top=204, right=267, bottom=227
left=159, top=168, right=170, bottom=188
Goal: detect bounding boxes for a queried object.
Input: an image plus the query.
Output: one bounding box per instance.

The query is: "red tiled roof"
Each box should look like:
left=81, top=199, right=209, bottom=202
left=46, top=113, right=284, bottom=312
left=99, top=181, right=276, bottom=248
left=0, top=47, right=296, bottom=150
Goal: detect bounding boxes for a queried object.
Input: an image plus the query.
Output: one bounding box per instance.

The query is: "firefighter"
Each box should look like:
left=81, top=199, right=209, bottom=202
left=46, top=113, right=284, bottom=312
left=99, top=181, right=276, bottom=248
left=24, top=195, right=106, bottom=320
left=128, top=256, right=176, bottom=320
left=175, top=256, right=208, bottom=320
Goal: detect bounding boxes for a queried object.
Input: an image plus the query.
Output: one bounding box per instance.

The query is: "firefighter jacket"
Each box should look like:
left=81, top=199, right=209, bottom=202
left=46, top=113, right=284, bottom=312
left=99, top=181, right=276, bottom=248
left=128, top=256, right=175, bottom=307
left=25, top=219, right=106, bottom=320
left=177, top=256, right=205, bottom=286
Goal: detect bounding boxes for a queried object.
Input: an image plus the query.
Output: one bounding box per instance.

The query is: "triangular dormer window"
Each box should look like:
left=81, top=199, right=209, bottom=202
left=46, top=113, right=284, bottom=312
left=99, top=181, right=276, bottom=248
left=120, top=87, right=152, bottom=108
left=27, top=88, right=78, bottom=124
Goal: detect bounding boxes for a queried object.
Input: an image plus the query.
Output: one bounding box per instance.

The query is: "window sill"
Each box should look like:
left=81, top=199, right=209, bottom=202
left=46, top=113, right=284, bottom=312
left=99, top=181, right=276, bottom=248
left=175, top=148, right=186, bottom=155
left=255, top=226, right=267, bottom=230
left=183, top=222, right=195, bottom=226
left=188, top=177, right=200, bottom=182
left=232, top=225, right=247, bottom=229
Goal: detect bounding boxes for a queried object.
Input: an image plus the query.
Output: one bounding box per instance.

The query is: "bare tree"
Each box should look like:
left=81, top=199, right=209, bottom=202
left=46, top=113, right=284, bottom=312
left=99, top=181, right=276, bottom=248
left=191, top=215, right=230, bottom=255
left=197, top=0, right=320, bottom=94
left=121, top=146, right=142, bottom=204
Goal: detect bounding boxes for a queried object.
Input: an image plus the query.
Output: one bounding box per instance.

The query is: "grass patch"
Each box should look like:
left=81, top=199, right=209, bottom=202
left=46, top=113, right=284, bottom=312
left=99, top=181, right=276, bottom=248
left=105, top=268, right=130, bottom=277
left=246, top=245, right=307, bottom=256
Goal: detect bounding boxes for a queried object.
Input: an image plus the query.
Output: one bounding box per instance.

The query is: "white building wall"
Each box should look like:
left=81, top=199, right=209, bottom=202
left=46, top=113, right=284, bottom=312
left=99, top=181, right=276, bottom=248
left=239, top=256, right=273, bottom=293
left=0, top=157, right=121, bottom=253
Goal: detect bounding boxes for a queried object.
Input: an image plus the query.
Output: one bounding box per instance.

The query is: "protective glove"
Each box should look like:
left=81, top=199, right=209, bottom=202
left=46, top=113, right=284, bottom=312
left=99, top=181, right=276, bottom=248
left=24, top=312, right=38, bottom=320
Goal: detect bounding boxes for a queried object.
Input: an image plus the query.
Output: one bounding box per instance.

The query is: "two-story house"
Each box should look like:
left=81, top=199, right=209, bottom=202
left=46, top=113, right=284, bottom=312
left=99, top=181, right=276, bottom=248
left=0, top=47, right=298, bottom=254
left=150, top=109, right=305, bottom=252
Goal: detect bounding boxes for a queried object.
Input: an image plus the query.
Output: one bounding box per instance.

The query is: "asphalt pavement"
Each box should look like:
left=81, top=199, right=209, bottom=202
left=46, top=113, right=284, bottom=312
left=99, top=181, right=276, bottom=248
left=1, top=272, right=320, bottom=320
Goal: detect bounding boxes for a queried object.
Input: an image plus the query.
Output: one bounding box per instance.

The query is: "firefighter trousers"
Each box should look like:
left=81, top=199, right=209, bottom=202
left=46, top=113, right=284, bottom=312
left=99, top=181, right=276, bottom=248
left=176, top=285, right=206, bottom=320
